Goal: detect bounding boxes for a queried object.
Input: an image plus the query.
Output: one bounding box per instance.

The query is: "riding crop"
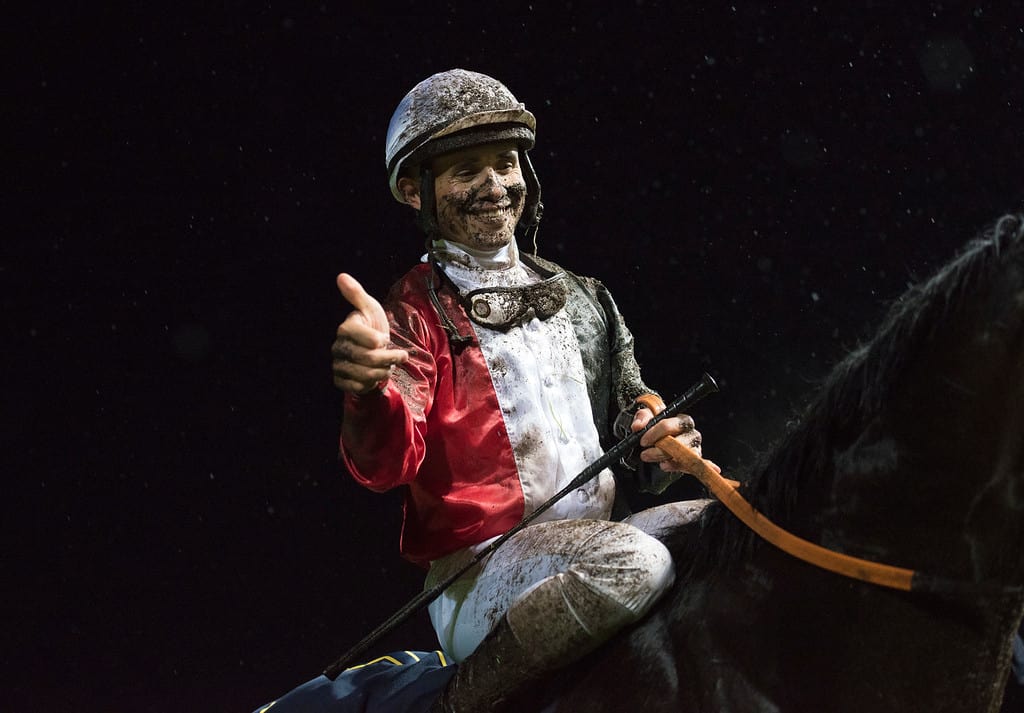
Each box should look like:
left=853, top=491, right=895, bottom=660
left=322, top=371, right=720, bottom=679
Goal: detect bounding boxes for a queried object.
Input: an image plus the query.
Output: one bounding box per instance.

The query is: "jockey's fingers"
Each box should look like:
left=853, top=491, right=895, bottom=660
left=337, top=315, right=391, bottom=349
left=688, top=428, right=702, bottom=449
left=640, top=429, right=703, bottom=465
left=630, top=407, right=656, bottom=432
left=333, top=374, right=387, bottom=395
left=332, top=361, right=394, bottom=393
left=640, top=417, right=699, bottom=448
left=332, top=338, right=407, bottom=369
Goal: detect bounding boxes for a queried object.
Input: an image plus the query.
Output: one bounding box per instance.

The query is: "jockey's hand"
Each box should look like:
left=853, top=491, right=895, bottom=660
left=332, top=273, right=408, bottom=395
left=631, top=408, right=722, bottom=475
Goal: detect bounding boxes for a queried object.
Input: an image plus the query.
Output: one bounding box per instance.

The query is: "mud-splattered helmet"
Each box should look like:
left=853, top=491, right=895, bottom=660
left=385, top=69, right=543, bottom=233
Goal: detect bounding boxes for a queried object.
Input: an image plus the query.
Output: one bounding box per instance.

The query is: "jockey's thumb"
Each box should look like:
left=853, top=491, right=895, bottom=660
left=337, top=273, right=390, bottom=338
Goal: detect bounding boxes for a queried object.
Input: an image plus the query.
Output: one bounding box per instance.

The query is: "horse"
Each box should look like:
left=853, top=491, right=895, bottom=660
left=253, top=215, right=1024, bottom=713
left=509, top=214, right=1024, bottom=713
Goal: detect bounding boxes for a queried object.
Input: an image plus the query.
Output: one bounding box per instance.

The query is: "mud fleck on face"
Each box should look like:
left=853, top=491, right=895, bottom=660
left=430, top=141, right=527, bottom=250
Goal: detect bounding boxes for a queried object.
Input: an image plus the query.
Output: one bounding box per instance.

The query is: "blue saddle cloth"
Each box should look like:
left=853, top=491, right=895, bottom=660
left=253, top=651, right=456, bottom=713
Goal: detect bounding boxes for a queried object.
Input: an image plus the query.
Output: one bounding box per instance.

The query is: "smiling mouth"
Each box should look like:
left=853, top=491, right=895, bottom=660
left=469, top=205, right=513, bottom=220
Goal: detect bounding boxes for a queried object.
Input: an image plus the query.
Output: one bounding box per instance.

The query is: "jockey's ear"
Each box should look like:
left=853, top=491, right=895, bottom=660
left=397, top=176, right=421, bottom=210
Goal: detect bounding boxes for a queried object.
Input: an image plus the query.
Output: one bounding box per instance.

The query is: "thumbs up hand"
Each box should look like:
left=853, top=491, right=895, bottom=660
left=332, top=273, right=409, bottom=395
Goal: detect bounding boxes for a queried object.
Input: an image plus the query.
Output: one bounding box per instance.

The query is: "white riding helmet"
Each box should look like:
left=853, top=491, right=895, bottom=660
left=385, top=69, right=543, bottom=230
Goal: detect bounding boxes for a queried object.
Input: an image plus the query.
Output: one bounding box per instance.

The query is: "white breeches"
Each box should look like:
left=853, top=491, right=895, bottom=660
left=425, top=500, right=711, bottom=663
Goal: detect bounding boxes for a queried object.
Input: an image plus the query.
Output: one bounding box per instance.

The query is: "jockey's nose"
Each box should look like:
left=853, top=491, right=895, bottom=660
left=477, top=168, right=506, bottom=200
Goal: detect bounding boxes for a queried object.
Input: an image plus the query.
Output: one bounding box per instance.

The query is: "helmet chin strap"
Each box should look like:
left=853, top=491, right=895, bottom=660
left=519, top=150, right=544, bottom=256
left=415, top=165, right=441, bottom=245
left=520, top=150, right=543, bottom=229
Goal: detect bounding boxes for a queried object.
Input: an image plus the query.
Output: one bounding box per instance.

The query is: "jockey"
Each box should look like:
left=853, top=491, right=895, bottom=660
left=332, top=68, right=714, bottom=712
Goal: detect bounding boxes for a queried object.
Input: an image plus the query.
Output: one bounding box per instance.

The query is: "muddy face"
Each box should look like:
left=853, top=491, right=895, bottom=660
left=431, top=141, right=527, bottom=249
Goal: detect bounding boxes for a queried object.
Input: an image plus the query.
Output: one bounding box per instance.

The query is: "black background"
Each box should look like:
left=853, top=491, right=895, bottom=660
left=8, top=3, right=1024, bottom=712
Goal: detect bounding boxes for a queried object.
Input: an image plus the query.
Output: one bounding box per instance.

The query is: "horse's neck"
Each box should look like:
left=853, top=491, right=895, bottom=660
left=808, top=295, right=1024, bottom=587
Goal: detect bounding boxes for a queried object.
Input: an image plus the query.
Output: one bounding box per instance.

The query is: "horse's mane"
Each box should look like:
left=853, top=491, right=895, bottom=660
left=670, top=213, right=1024, bottom=577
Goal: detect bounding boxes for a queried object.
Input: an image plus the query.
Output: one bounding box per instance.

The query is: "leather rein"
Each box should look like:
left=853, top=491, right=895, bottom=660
left=656, top=434, right=916, bottom=591
left=641, top=395, right=1016, bottom=596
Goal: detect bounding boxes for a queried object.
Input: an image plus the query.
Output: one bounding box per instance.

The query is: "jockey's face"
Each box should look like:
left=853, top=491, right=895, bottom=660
left=400, top=141, right=527, bottom=250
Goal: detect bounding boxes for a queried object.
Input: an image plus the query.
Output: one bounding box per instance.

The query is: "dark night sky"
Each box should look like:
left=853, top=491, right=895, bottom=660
left=8, top=3, right=1024, bottom=712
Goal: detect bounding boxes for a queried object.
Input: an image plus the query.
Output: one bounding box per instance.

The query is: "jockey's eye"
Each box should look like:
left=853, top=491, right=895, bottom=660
left=452, top=164, right=479, bottom=179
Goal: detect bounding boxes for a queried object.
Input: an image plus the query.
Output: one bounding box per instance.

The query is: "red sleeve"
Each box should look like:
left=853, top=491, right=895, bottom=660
left=339, top=293, right=437, bottom=492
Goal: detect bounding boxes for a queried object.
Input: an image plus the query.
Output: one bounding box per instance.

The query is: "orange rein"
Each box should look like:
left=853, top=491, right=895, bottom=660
left=654, top=435, right=916, bottom=592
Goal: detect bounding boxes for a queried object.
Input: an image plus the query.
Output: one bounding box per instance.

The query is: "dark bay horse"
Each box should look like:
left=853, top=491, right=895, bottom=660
left=516, top=215, right=1024, bottom=713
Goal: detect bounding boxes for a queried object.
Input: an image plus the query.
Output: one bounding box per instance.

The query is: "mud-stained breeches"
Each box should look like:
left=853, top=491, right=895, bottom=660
left=425, top=500, right=710, bottom=664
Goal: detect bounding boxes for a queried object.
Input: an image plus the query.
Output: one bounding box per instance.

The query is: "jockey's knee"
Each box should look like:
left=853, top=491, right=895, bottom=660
left=570, top=521, right=675, bottom=621
left=504, top=523, right=674, bottom=663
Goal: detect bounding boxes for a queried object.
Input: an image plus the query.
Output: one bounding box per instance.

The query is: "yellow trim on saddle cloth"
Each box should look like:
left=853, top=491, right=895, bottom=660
left=345, top=650, right=449, bottom=671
